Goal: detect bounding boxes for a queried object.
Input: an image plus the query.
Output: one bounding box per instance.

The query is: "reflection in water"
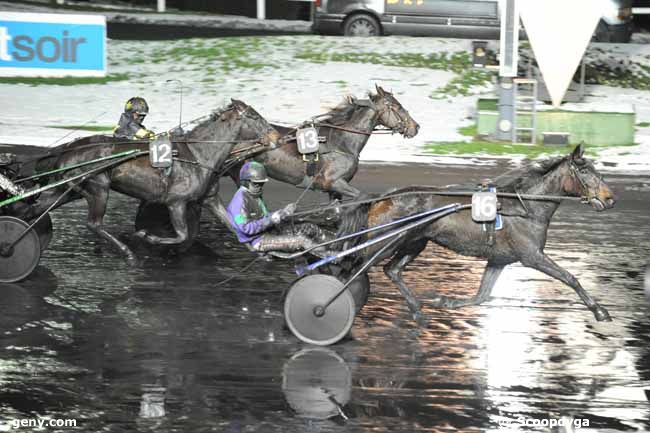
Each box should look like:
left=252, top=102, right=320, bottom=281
left=282, top=348, right=351, bottom=420
left=139, top=384, right=166, bottom=418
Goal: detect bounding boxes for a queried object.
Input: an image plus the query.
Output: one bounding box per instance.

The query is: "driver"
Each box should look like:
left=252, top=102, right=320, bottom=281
left=226, top=161, right=334, bottom=256
left=113, top=96, right=156, bottom=140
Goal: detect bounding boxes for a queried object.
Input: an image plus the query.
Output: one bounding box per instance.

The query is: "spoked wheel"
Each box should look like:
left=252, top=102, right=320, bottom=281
left=284, top=274, right=356, bottom=346
left=0, top=216, right=42, bottom=283
left=343, top=13, right=381, bottom=37
left=32, top=214, right=53, bottom=252
left=134, top=201, right=201, bottom=252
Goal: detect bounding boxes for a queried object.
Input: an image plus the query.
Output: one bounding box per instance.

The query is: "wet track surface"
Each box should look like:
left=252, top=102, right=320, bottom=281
left=1, top=163, right=649, bottom=432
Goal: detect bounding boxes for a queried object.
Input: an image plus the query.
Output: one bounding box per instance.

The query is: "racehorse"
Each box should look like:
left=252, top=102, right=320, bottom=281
left=228, top=85, right=419, bottom=199
left=15, top=100, right=280, bottom=265
left=200, top=85, right=420, bottom=234
left=336, top=144, right=617, bottom=322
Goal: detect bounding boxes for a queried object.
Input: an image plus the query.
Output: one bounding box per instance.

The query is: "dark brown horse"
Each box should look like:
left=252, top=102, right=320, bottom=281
left=200, top=85, right=420, bottom=235
left=337, top=145, right=616, bottom=323
left=230, top=85, right=419, bottom=199
left=16, top=100, right=280, bottom=265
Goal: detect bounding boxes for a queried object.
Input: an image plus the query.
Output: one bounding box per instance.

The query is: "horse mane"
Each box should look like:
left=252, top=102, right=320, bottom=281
left=318, top=96, right=366, bottom=126
left=418, top=155, right=568, bottom=193
left=491, top=154, right=567, bottom=192
left=184, top=104, right=232, bottom=138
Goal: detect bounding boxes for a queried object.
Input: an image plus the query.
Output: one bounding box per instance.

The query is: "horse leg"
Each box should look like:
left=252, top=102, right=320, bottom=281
left=135, top=202, right=189, bottom=245
left=203, top=194, right=238, bottom=235
left=330, top=178, right=362, bottom=199
left=440, top=263, right=504, bottom=308
left=383, top=239, right=428, bottom=324
left=83, top=181, right=138, bottom=267
left=521, top=252, right=611, bottom=321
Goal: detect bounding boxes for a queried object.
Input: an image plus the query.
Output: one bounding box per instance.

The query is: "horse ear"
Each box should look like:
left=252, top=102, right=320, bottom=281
left=571, top=143, right=585, bottom=160
left=375, top=84, right=385, bottom=96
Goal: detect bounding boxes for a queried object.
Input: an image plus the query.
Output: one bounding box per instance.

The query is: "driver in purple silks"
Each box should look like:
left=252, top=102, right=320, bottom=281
left=226, top=161, right=334, bottom=256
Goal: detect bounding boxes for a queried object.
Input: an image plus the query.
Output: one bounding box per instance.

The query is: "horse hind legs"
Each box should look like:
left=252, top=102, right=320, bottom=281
left=83, top=183, right=139, bottom=267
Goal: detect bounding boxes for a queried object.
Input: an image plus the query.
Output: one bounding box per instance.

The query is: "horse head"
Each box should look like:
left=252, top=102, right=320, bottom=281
left=215, top=99, right=280, bottom=149
left=560, top=144, right=616, bottom=211
left=370, top=84, right=420, bottom=138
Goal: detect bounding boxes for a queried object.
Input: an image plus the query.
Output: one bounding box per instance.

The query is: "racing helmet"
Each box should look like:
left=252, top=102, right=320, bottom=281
left=240, top=161, right=269, bottom=184
left=125, top=97, right=150, bottom=116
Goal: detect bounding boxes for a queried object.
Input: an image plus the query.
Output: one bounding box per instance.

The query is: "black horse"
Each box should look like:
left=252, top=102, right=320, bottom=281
left=337, top=145, right=617, bottom=322
left=15, top=100, right=280, bottom=265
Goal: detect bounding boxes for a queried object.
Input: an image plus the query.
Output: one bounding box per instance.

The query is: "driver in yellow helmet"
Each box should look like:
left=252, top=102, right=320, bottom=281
left=113, top=97, right=156, bottom=140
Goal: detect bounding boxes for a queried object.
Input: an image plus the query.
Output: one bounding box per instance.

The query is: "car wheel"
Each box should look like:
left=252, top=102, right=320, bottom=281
left=595, top=21, right=632, bottom=43
left=343, top=14, right=381, bottom=37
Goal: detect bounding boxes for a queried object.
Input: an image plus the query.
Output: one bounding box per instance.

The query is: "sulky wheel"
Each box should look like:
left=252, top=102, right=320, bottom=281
left=135, top=201, right=201, bottom=252
left=32, top=214, right=53, bottom=252
left=317, top=264, right=370, bottom=315
left=0, top=216, right=42, bottom=283
left=346, top=272, right=370, bottom=315
left=284, top=274, right=356, bottom=346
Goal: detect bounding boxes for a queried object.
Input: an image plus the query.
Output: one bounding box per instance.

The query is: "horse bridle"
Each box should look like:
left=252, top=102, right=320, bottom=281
left=568, top=159, right=603, bottom=203
left=375, top=98, right=409, bottom=135
left=322, top=97, right=409, bottom=136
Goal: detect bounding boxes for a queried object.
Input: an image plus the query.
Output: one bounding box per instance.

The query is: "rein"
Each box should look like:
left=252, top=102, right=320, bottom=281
left=314, top=123, right=372, bottom=136
left=291, top=188, right=586, bottom=219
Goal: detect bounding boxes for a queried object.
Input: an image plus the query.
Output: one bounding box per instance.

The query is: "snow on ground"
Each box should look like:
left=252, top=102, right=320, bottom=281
left=1, top=35, right=650, bottom=174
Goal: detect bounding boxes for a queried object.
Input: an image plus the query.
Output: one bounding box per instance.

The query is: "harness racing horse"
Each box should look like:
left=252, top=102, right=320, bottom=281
left=232, top=85, right=419, bottom=199
left=200, top=85, right=420, bottom=235
left=15, top=100, right=280, bottom=265
left=337, top=145, right=616, bottom=323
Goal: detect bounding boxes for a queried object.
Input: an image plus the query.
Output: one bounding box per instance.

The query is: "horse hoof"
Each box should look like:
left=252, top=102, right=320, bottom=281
left=126, top=256, right=140, bottom=267
left=133, top=230, right=147, bottom=240
left=594, top=306, right=612, bottom=322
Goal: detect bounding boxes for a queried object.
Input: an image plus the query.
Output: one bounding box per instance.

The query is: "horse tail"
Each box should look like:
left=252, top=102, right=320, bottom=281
left=334, top=198, right=373, bottom=251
